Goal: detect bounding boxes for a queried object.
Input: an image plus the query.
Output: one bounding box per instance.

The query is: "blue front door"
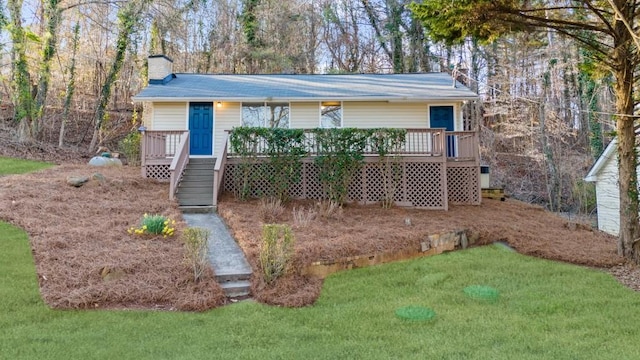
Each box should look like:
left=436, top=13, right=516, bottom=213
left=430, top=106, right=455, bottom=157
left=189, top=103, right=213, bottom=156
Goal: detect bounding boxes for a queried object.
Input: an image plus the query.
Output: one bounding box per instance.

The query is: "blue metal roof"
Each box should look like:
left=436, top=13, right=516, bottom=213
left=133, top=73, right=478, bottom=102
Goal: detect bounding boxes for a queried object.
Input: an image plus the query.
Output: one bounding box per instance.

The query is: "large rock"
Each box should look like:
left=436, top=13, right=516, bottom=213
left=67, top=176, right=89, bottom=187
left=92, top=172, right=107, bottom=185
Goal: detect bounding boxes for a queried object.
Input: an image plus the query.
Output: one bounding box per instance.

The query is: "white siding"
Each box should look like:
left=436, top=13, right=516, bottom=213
left=151, top=102, right=187, bottom=154
left=595, top=153, right=620, bottom=235
left=141, top=102, right=153, bottom=127
left=152, top=102, right=187, bottom=130
left=214, top=102, right=241, bottom=158
left=291, top=102, right=320, bottom=128
left=343, top=102, right=428, bottom=128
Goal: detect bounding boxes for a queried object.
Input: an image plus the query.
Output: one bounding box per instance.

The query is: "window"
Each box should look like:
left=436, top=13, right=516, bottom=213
left=241, top=102, right=289, bottom=128
left=320, top=101, right=342, bottom=128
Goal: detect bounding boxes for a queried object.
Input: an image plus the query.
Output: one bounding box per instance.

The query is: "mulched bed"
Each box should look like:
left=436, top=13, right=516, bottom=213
left=0, top=161, right=632, bottom=311
left=219, top=196, right=624, bottom=306
left=0, top=165, right=226, bottom=311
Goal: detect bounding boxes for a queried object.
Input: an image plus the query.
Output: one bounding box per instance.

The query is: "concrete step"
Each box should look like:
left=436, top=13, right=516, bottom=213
left=215, top=270, right=252, bottom=283
left=181, top=213, right=253, bottom=298
left=179, top=205, right=215, bottom=213
left=219, top=280, right=251, bottom=298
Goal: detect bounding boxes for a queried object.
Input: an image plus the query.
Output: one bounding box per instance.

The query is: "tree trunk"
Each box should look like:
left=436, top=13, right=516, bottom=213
left=34, top=0, right=61, bottom=139
left=89, top=1, right=143, bottom=152
left=613, top=56, right=640, bottom=262
left=59, top=22, right=80, bottom=148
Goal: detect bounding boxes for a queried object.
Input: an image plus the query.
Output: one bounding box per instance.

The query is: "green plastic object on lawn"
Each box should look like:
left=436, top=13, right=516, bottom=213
left=395, top=306, right=436, bottom=322
left=464, top=285, right=499, bottom=302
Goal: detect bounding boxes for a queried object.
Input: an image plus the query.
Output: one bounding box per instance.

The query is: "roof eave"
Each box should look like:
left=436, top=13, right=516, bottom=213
left=584, top=138, right=617, bottom=182
left=132, top=95, right=479, bottom=103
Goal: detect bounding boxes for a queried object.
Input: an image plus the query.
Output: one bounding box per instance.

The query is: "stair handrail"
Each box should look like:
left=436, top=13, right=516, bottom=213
left=213, top=132, right=229, bottom=207
left=169, top=131, right=190, bottom=201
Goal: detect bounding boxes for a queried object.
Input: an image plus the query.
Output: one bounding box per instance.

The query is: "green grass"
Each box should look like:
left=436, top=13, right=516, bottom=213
left=2, top=157, right=640, bottom=359
left=2, top=221, right=640, bottom=359
left=0, top=156, right=52, bottom=175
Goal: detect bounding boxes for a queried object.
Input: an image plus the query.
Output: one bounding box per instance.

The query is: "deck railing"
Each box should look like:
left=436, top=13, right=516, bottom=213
left=446, top=131, right=479, bottom=163
left=141, top=130, right=188, bottom=162
left=169, top=132, right=190, bottom=200
left=213, top=133, right=229, bottom=207
left=226, top=128, right=449, bottom=158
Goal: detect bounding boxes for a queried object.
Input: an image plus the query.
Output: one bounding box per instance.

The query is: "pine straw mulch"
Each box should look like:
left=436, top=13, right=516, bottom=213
left=0, top=164, right=226, bottom=311
left=218, top=196, right=627, bottom=307
left=0, top=162, right=635, bottom=311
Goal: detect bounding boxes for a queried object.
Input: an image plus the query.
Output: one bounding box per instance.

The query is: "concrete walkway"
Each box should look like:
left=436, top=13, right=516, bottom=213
left=182, top=213, right=252, bottom=297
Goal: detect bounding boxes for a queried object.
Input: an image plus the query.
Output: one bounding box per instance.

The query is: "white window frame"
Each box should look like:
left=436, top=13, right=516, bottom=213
left=241, top=102, right=290, bottom=128
left=319, top=101, right=343, bottom=128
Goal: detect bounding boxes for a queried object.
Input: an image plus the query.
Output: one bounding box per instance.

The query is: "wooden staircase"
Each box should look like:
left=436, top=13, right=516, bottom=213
left=177, top=158, right=216, bottom=211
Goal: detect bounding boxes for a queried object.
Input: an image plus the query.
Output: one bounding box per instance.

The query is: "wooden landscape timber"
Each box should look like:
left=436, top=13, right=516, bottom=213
left=303, top=229, right=476, bottom=279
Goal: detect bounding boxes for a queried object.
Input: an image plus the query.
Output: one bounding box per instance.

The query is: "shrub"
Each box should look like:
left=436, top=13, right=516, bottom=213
left=128, top=213, right=176, bottom=237
left=181, top=227, right=210, bottom=282
left=260, top=224, right=295, bottom=284
left=118, top=131, right=141, bottom=166
left=316, top=200, right=343, bottom=220
left=313, top=128, right=370, bottom=205
left=292, top=206, right=316, bottom=228
left=259, top=197, right=285, bottom=223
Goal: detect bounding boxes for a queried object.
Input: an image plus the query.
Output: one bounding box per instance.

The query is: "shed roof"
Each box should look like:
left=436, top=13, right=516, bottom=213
left=584, top=139, right=616, bottom=182
left=133, top=72, right=478, bottom=102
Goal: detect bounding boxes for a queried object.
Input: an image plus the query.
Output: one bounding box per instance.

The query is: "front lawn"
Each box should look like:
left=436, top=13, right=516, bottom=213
left=2, top=220, right=639, bottom=359
left=0, top=156, right=52, bottom=175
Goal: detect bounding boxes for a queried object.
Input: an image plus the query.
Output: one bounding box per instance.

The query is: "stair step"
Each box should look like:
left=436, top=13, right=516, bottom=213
left=219, top=280, right=251, bottom=298
left=183, top=169, right=214, bottom=176
left=180, top=174, right=214, bottom=182
left=178, top=196, right=213, bottom=206
left=178, top=182, right=214, bottom=189
left=187, top=164, right=215, bottom=170
left=179, top=205, right=216, bottom=213
left=216, top=270, right=252, bottom=283
left=189, top=158, right=216, bottom=164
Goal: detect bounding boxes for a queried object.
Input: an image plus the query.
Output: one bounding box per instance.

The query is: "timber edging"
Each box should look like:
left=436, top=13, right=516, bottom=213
left=302, top=229, right=477, bottom=279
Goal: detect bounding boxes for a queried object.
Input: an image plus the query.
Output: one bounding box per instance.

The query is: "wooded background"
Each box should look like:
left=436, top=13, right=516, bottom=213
left=0, top=0, right=616, bottom=214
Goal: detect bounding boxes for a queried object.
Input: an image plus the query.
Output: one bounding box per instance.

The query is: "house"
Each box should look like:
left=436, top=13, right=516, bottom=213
left=133, top=55, right=481, bottom=210
left=584, top=139, right=628, bottom=235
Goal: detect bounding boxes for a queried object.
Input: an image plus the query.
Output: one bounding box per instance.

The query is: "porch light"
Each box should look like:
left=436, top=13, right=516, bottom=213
left=217, top=101, right=222, bottom=108
left=137, top=125, right=147, bottom=133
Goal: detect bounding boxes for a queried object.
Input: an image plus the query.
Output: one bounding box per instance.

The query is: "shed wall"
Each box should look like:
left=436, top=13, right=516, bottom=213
left=594, top=154, right=620, bottom=235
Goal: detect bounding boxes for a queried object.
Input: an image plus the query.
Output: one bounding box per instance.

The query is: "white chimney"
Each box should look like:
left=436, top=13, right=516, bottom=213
left=148, top=55, right=174, bottom=84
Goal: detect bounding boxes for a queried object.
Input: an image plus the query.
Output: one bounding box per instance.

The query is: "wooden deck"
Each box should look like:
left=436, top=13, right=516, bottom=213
left=141, top=129, right=481, bottom=209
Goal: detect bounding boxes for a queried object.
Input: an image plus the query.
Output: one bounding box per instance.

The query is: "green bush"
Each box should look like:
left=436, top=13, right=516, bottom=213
left=181, top=227, right=211, bottom=282
left=313, top=128, right=370, bottom=205
left=260, top=224, right=295, bottom=284
left=119, top=131, right=141, bottom=166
